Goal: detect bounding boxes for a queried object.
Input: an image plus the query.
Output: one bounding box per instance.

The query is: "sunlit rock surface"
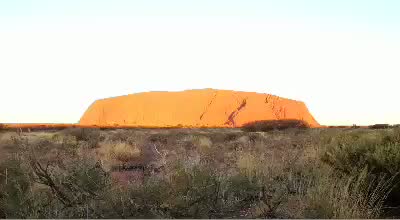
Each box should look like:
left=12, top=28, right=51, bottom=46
left=79, top=89, right=320, bottom=128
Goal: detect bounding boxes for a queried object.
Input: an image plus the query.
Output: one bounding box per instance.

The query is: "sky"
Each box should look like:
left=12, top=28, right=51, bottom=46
left=0, top=0, right=399, bottom=125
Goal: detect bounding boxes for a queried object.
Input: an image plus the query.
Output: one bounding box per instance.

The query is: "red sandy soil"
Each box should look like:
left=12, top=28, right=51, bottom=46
left=79, top=89, right=320, bottom=128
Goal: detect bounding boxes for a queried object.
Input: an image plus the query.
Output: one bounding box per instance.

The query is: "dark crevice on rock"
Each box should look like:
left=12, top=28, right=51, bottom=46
left=224, top=98, right=247, bottom=127
left=199, top=91, right=218, bottom=120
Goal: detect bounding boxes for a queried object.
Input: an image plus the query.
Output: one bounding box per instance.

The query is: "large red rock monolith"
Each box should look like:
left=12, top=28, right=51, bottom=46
left=79, top=89, right=319, bottom=128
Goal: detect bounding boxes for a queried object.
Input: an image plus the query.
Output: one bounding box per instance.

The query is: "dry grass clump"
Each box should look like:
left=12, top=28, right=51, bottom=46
left=194, top=136, right=213, bottom=155
left=236, top=152, right=264, bottom=179
left=98, top=141, right=141, bottom=164
left=110, top=142, right=141, bottom=163
left=241, top=120, right=310, bottom=132
left=60, top=128, right=103, bottom=148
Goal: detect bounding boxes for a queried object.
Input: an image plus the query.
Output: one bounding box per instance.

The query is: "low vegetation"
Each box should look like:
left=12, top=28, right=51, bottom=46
left=1, top=127, right=400, bottom=218
left=368, top=124, right=391, bottom=129
left=241, top=119, right=310, bottom=132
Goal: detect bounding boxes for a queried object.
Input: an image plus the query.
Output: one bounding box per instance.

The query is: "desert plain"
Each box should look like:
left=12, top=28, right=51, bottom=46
left=1, top=89, right=399, bottom=218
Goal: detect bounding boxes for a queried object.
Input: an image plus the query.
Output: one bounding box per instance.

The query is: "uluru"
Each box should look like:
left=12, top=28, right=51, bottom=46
left=79, top=89, right=319, bottom=128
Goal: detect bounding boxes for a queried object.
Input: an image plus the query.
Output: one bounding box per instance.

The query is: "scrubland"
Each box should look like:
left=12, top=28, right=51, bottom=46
left=1, top=126, right=400, bottom=218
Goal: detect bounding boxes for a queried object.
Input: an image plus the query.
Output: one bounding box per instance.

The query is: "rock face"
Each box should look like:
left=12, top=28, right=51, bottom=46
left=79, top=89, right=320, bottom=127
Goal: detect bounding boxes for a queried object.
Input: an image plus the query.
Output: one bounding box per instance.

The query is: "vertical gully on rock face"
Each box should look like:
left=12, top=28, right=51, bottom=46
left=199, top=91, right=218, bottom=120
left=100, top=107, right=105, bottom=125
left=265, top=94, right=272, bottom=103
left=269, top=97, right=283, bottom=120
left=283, top=107, right=287, bottom=118
left=224, top=98, right=247, bottom=127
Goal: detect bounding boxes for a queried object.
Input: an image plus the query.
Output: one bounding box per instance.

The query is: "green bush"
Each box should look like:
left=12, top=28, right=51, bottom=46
left=321, top=129, right=400, bottom=175
left=106, top=163, right=266, bottom=218
left=0, top=136, right=112, bottom=219
left=320, top=129, right=400, bottom=214
left=306, top=168, right=393, bottom=219
left=0, top=155, right=34, bottom=218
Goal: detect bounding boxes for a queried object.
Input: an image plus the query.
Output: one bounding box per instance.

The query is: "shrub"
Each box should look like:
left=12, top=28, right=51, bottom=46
left=0, top=155, right=34, bottom=218
left=241, top=120, right=310, bottom=132
left=61, top=128, right=103, bottom=148
left=161, top=163, right=267, bottom=218
left=103, top=179, right=170, bottom=218
left=108, top=142, right=141, bottom=163
left=306, top=168, right=394, bottom=219
left=320, top=129, right=400, bottom=214
left=321, top=130, right=400, bottom=176
left=93, top=163, right=263, bottom=218
left=0, top=135, right=113, bottom=218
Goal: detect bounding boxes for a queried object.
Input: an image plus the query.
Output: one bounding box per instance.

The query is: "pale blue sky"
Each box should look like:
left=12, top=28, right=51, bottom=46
left=0, top=0, right=399, bottom=125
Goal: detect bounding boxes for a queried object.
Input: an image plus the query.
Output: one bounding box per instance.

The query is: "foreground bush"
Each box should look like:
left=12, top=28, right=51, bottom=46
left=321, top=129, right=400, bottom=175
left=320, top=128, right=400, bottom=215
left=0, top=137, right=111, bottom=218
left=306, top=167, right=393, bottom=218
